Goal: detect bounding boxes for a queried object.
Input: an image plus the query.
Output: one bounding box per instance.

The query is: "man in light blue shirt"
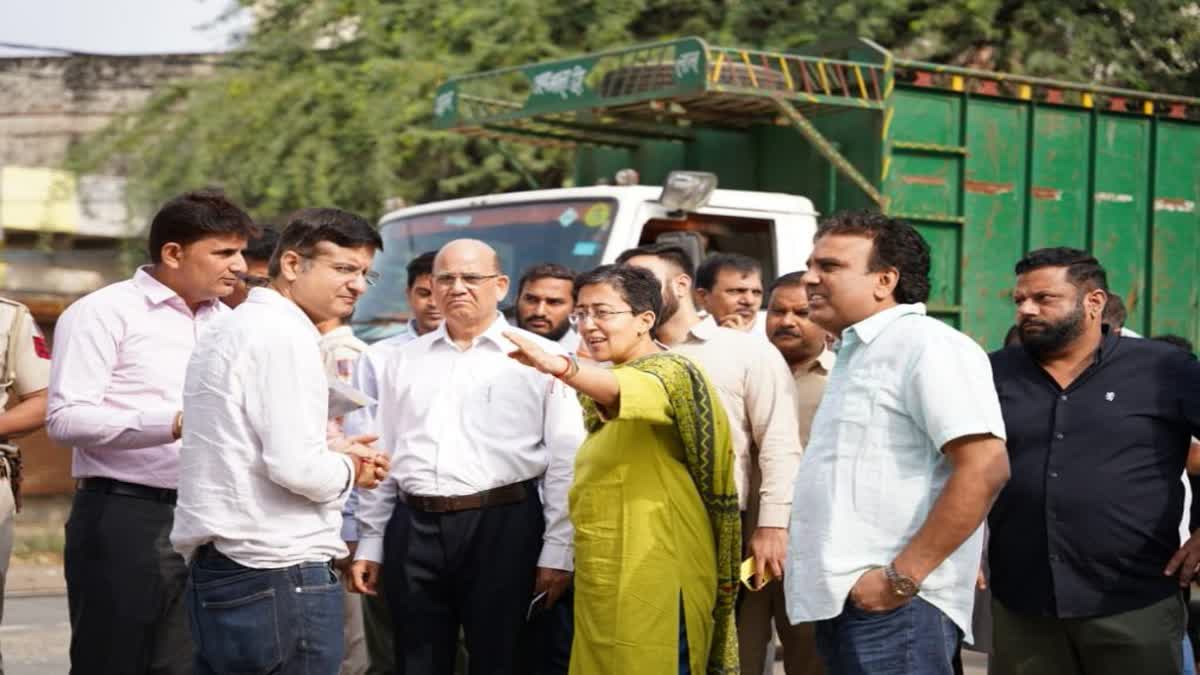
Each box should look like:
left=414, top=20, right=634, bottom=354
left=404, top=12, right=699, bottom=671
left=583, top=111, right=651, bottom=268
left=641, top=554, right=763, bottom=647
left=784, top=211, right=1010, bottom=675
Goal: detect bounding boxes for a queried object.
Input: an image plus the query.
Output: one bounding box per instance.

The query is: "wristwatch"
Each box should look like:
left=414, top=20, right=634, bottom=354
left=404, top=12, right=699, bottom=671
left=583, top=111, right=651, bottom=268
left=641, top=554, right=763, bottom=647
left=884, top=563, right=920, bottom=598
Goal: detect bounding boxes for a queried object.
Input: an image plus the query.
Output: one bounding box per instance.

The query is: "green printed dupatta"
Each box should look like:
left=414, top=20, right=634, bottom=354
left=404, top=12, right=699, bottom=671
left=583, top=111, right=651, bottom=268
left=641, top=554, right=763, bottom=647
left=581, top=351, right=742, bottom=674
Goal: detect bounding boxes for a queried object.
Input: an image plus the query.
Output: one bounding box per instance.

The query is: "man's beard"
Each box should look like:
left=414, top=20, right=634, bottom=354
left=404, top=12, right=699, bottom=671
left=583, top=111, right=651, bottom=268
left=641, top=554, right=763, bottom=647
left=1020, top=299, right=1086, bottom=357
left=520, top=315, right=572, bottom=342
left=659, top=290, right=680, bottom=325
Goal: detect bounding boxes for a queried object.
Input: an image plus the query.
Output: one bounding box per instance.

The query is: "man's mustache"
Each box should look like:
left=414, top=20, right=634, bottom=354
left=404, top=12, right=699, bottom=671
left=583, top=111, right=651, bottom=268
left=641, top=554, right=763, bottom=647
left=772, top=328, right=803, bottom=338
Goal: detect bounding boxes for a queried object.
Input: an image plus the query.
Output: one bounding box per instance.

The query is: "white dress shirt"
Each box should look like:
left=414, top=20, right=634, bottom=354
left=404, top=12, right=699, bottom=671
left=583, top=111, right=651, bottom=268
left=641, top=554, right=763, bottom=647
left=341, top=320, right=421, bottom=437
left=354, top=314, right=586, bottom=570
left=171, top=287, right=355, bottom=568
left=785, top=303, right=1006, bottom=642
left=47, top=266, right=227, bottom=489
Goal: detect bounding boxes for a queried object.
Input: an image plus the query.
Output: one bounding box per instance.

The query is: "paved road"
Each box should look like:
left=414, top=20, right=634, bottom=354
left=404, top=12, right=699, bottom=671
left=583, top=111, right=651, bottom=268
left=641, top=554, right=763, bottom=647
left=3, top=594, right=70, bottom=675
left=3, top=593, right=989, bottom=675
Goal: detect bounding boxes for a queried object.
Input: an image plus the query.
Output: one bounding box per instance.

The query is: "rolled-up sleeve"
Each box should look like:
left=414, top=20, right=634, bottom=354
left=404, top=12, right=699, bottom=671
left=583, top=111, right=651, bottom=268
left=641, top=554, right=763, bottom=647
left=538, top=376, right=586, bottom=571
left=248, top=333, right=354, bottom=504
left=47, top=301, right=178, bottom=450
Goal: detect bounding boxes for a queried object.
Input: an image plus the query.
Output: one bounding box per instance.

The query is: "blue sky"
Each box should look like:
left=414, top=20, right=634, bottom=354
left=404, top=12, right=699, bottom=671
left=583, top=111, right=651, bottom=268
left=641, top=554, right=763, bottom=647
left=0, top=0, right=251, bottom=56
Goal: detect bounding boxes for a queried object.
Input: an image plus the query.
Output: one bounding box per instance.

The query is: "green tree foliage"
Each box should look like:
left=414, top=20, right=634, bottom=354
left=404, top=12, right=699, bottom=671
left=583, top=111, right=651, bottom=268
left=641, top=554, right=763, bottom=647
left=72, top=0, right=1200, bottom=222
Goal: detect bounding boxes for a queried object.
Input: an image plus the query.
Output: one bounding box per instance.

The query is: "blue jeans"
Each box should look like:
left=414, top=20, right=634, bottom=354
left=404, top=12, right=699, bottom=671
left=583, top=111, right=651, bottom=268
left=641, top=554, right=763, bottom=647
left=815, top=596, right=960, bottom=675
left=1185, top=635, right=1196, bottom=675
left=186, top=552, right=344, bottom=675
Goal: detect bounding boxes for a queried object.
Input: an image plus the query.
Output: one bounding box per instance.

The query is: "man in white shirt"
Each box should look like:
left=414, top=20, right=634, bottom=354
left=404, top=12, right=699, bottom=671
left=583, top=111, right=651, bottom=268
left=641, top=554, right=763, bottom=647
left=349, top=239, right=586, bottom=675
left=47, top=190, right=258, bottom=675
left=695, top=252, right=766, bottom=334
left=172, top=208, right=391, bottom=675
left=515, top=263, right=580, bottom=355
left=784, top=211, right=1009, bottom=675
left=343, top=250, right=441, bottom=675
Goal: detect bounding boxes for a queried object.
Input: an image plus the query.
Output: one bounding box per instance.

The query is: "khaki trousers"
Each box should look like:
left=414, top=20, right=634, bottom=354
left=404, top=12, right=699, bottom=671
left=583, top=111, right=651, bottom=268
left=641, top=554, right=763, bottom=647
left=738, top=578, right=824, bottom=675
left=339, top=589, right=369, bottom=675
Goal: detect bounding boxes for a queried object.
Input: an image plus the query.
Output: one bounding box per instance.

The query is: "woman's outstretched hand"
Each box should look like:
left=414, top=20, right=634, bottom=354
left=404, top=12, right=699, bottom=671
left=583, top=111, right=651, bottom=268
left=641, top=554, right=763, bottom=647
left=504, top=331, right=567, bottom=376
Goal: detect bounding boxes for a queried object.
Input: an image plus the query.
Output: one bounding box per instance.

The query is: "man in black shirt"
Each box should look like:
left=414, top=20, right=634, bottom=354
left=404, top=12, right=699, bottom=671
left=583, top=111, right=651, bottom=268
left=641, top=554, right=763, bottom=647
left=988, top=248, right=1200, bottom=675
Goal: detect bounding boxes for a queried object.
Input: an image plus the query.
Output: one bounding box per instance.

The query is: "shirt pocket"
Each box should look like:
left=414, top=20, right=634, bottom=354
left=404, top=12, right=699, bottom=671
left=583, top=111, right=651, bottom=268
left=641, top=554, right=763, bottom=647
left=460, top=375, right=542, bottom=446
left=840, top=371, right=890, bottom=529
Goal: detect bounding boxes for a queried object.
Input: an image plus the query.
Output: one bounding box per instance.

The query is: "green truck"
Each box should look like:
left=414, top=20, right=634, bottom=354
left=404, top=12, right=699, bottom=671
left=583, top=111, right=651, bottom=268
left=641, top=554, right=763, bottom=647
left=354, top=37, right=1200, bottom=347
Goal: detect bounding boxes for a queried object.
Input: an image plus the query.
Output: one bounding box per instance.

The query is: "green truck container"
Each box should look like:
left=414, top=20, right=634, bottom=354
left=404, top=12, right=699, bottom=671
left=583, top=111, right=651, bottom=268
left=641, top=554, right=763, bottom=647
left=431, top=37, right=1200, bottom=347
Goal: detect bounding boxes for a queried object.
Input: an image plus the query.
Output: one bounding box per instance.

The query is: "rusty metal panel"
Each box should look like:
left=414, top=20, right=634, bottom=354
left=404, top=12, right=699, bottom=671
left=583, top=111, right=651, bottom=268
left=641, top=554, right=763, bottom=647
left=1149, top=121, right=1200, bottom=343
left=960, top=99, right=1028, bottom=346
left=1091, top=115, right=1152, bottom=333
left=914, top=222, right=962, bottom=329
left=1029, top=108, right=1091, bottom=250
left=889, top=89, right=961, bottom=145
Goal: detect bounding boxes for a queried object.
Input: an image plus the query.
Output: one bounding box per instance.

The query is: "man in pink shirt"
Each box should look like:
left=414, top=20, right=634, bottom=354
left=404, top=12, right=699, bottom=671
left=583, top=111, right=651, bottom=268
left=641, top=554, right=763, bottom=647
left=47, top=190, right=258, bottom=675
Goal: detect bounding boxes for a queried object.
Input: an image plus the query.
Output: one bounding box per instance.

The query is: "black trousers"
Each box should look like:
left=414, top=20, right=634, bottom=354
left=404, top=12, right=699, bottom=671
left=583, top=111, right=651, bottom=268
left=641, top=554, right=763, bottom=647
left=64, top=489, right=191, bottom=675
left=382, top=483, right=545, bottom=675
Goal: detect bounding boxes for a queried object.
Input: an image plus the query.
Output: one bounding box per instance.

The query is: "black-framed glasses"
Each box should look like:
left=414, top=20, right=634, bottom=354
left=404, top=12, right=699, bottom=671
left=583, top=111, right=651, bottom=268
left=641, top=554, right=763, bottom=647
left=433, top=273, right=501, bottom=289
left=569, top=307, right=635, bottom=325
left=236, top=272, right=270, bottom=288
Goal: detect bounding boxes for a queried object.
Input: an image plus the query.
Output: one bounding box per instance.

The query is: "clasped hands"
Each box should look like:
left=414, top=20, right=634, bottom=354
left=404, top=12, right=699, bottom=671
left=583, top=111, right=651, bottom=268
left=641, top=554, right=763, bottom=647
left=331, top=434, right=389, bottom=489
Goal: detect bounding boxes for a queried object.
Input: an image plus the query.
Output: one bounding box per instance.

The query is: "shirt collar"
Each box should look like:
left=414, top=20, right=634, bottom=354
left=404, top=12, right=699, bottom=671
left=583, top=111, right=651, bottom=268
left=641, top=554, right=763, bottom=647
left=133, top=265, right=226, bottom=314
left=1096, top=323, right=1120, bottom=361
left=792, top=348, right=835, bottom=376
left=688, top=316, right=721, bottom=342
left=133, top=266, right=184, bottom=306
left=431, top=312, right=512, bottom=351
left=321, top=325, right=355, bottom=341
left=841, top=303, right=926, bottom=348
left=814, top=348, right=836, bottom=372
left=247, top=287, right=320, bottom=340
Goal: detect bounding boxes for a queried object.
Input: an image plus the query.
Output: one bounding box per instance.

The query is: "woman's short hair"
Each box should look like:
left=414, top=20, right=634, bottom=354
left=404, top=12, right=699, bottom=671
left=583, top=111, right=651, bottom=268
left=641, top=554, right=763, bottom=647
left=575, top=264, right=663, bottom=327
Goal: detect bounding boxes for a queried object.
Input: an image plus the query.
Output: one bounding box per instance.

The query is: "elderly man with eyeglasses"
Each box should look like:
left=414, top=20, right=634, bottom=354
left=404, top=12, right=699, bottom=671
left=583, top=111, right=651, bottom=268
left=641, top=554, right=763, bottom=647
left=349, top=238, right=586, bottom=675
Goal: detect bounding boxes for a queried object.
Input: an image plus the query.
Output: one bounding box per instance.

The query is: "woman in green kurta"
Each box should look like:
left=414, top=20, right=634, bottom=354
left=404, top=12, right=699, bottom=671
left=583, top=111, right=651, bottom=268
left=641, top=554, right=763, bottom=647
left=505, top=265, right=740, bottom=675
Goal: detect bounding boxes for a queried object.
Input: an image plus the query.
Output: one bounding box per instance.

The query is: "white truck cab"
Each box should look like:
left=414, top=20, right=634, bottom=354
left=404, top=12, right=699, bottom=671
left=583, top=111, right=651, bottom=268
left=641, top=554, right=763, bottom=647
left=352, top=180, right=818, bottom=341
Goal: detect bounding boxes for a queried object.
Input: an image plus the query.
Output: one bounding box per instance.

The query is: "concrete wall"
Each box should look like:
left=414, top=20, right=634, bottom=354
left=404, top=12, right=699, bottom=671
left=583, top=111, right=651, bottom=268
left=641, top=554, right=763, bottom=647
left=0, top=53, right=217, bottom=496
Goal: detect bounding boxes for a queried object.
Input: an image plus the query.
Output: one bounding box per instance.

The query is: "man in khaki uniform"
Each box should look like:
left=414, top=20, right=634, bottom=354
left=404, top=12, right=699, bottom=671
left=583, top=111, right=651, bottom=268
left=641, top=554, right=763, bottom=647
left=0, top=297, right=52, bottom=675
left=757, top=272, right=834, bottom=675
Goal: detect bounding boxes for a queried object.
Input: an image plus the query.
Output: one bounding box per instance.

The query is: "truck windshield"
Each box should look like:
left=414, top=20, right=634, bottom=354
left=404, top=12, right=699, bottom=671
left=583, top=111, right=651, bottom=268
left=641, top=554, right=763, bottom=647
left=352, top=198, right=617, bottom=341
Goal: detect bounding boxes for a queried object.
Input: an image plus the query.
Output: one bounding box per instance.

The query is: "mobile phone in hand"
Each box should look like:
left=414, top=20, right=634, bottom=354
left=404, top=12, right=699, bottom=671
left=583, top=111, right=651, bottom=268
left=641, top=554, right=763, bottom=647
left=526, top=590, right=549, bottom=621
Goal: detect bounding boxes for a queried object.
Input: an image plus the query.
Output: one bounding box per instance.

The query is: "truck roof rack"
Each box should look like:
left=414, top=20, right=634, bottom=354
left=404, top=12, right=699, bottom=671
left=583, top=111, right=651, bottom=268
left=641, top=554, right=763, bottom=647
left=432, top=36, right=1200, bottom=149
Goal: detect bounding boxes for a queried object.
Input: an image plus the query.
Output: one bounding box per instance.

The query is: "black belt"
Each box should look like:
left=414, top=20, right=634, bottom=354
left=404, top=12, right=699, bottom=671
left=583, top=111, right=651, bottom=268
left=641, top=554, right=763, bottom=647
left=76, top=477, right=177, bottom=505
left=400, top=482, right=528, bottom=513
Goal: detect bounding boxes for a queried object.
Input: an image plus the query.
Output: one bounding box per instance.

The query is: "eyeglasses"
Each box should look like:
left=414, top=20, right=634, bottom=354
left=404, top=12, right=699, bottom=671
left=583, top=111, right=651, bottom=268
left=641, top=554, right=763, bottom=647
left=433, top=273, right=501, bottom=289
left=303, top=256, right=381, bottom=287
left=237, top=272, right=270, bottom=288
left=569, top=307, right=635, bottom=325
